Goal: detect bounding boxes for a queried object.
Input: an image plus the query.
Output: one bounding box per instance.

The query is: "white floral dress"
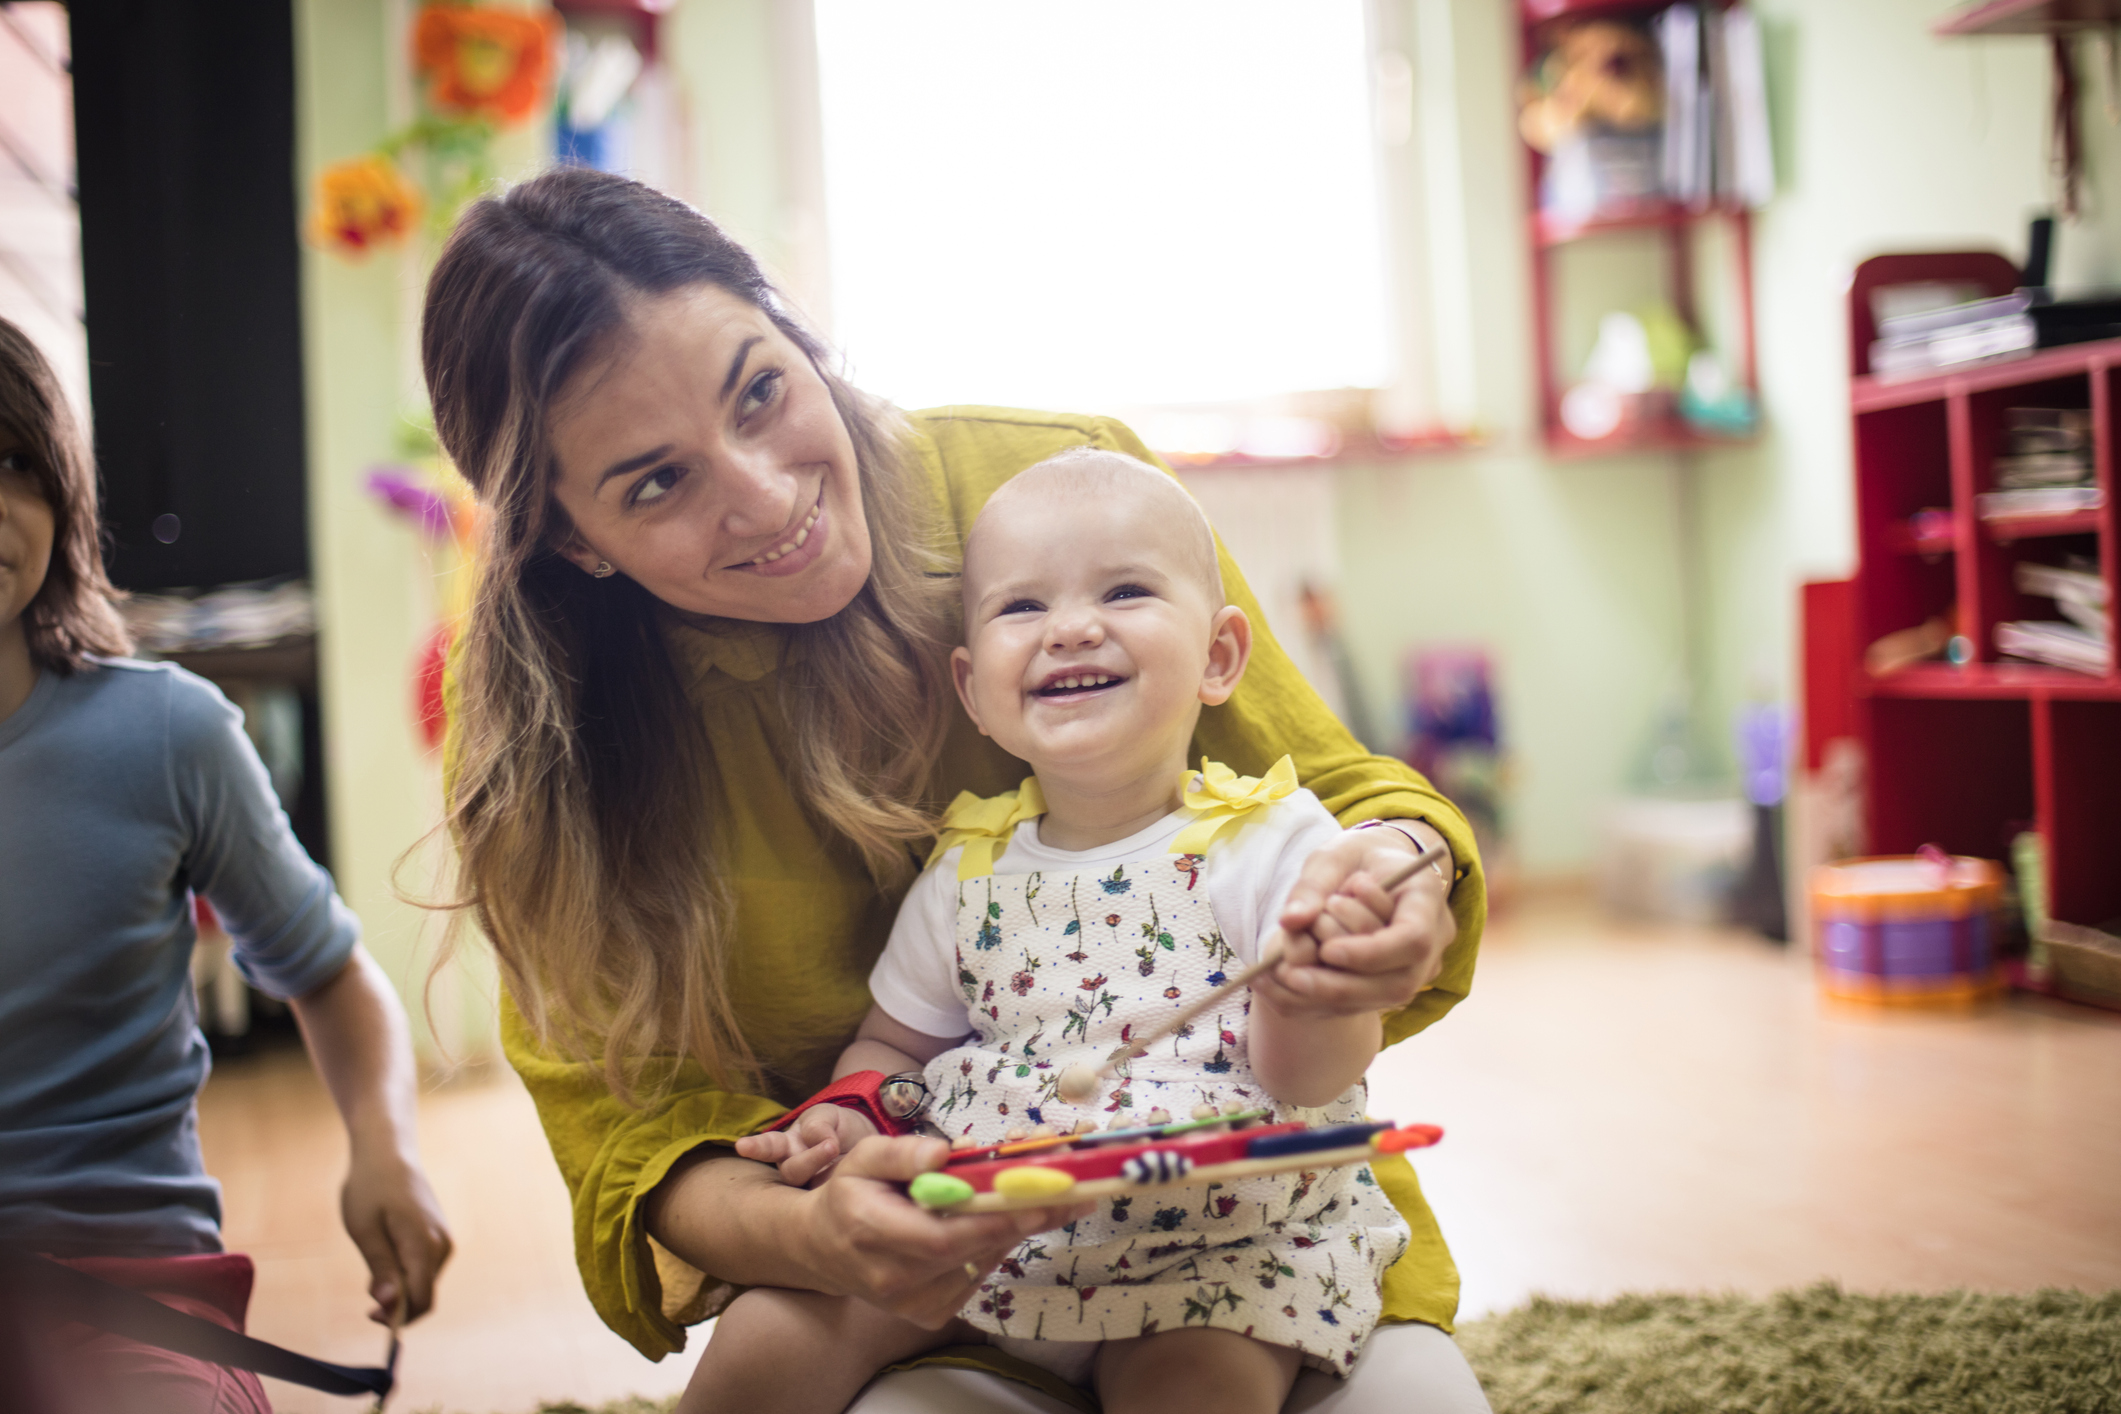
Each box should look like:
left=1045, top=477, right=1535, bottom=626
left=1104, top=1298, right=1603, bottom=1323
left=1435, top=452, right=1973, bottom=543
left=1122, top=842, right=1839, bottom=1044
left=890, top=779, right=1411, bottom=1376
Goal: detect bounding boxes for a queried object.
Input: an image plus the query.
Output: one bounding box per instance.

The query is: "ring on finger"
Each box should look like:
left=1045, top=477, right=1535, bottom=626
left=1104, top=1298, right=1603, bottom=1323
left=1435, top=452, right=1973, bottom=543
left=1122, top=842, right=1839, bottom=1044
left=963, top=1261, right=981, bottom=1281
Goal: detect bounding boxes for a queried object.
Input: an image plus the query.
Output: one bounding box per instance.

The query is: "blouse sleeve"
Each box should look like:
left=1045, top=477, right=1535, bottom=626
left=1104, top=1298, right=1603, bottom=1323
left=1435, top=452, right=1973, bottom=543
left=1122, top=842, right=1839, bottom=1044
left=501, top=998, right=787, bottom=1359
left=1092, top=419, right=1486, bottom=1048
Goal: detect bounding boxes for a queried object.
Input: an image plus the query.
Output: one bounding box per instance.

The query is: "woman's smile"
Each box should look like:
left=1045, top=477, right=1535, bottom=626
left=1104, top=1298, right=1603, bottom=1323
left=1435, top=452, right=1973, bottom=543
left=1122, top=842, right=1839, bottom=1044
left=731, top=488, right=828, bottom=577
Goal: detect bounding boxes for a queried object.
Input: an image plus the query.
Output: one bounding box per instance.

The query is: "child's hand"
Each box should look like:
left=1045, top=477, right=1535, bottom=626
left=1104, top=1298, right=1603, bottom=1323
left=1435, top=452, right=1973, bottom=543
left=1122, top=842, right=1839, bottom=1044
left=1270, top=824, right=1457, bottom=1017
left=735, top=1103, right=882, bottom=1188
left=341, top=1145, right=453, bottom=1326
left=1258, top=869, right=1402, bottom=1019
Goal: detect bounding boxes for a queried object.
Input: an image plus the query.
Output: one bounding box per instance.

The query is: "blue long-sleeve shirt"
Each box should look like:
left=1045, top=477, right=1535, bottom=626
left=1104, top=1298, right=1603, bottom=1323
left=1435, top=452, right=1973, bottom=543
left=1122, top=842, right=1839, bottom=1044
left=0, top=658, right=359, bottom=1256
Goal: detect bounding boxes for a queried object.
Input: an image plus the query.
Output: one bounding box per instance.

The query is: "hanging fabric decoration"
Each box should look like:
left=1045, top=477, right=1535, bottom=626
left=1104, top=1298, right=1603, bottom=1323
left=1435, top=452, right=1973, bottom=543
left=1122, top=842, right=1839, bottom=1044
left=308, top=153, right=423, bottom=257
left=413, top=3, right=562, bottom=125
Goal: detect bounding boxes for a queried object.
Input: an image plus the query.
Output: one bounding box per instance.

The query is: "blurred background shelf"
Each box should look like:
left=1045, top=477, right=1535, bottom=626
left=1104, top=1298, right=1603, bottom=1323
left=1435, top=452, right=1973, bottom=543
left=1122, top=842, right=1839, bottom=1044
left=1816, top=251, right=2121, bottom=949
left=1864, top=661, right=2121, bottom=700
left=1532, top=199, right=1749, bottom=249
left=1933, top=0, right=2121, bottom=37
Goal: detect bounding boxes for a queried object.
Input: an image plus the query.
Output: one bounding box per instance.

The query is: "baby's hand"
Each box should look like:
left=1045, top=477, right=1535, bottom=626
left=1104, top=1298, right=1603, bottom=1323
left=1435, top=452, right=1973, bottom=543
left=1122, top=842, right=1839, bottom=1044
left=735, top=1103, right=882, bottom=1188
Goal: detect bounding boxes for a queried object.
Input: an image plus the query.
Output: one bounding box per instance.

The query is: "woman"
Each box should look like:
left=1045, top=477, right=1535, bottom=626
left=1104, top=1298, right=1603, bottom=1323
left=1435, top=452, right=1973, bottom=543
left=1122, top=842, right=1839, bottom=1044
left=428, top=168, right=1489, bottom=1413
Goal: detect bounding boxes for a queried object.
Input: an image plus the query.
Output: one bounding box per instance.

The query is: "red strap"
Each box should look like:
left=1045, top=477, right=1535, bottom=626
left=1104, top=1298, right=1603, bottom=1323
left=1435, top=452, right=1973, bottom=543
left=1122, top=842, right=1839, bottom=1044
left=758, top=1070, right=916, bottom=1138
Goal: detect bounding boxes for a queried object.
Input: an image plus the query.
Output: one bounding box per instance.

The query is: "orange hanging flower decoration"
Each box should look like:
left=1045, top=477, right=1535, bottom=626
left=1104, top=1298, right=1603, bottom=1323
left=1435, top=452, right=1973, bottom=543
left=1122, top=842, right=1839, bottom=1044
left=309, top=153, right=423, bottom=256
left=413, top=4, right=559, bottom=126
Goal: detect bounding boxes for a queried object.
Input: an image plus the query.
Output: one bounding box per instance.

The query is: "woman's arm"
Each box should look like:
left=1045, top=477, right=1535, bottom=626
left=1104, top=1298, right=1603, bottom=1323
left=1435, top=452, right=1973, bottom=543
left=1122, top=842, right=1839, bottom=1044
left=288, top=948, right=454, bottom=1323
left=503, top=1001, right=1086, bottom=1351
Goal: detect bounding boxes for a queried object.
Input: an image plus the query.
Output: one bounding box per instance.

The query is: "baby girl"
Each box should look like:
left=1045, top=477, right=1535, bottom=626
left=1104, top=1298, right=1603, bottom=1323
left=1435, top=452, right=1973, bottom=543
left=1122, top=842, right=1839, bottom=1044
left=698, top=448, right=1412, bottom=1413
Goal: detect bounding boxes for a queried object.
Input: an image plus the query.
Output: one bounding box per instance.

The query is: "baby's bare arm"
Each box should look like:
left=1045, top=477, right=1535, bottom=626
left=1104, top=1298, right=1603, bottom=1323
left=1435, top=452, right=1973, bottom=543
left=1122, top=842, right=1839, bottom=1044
left=1248, top=872, right=1397, bottom=1108
left=837, top=1004, right=966, bottom=1078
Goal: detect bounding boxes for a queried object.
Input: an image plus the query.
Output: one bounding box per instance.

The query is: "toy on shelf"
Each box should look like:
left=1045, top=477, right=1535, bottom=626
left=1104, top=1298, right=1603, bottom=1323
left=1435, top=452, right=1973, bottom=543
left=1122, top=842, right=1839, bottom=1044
left=908, top=1109, right=1444, bottom=1215
left=1810, top=848, right=2004, bottom=1007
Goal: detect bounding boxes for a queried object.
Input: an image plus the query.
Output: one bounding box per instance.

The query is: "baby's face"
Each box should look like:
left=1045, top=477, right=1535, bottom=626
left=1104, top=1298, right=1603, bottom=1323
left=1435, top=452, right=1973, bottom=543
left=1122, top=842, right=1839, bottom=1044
left=955, top=485, right=1227, bottom=784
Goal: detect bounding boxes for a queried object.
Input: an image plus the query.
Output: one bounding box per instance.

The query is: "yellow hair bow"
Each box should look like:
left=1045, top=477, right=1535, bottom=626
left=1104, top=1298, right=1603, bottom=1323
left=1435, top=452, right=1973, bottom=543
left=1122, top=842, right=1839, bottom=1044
left=1169, top=755, right=1298, bottom=855
left=930, top=777, right=1048, bottom=880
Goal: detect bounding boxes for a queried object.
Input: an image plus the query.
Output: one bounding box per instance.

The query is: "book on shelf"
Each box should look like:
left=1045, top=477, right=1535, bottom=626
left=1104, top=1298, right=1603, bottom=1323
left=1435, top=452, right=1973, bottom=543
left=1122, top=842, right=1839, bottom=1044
left=1976, top=486, right=2105, bottom=519
left=1869, top=311, right=2037, bottom=379
left=1878, top=290, right=2031, bottom=341
left=2005, top=406, right=2089, bottom=443
left=2015, top=560, right=2110, bottom=637
left=1996, top=620, right=2112, bottom=675
left=1993, top=452, right=2092, bottom=487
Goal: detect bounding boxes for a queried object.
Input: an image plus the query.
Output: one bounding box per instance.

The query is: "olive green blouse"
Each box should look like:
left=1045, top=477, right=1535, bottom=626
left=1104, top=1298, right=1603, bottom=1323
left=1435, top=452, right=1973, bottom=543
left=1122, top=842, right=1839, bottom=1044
left=497, top=408, right=1486, bottom=1382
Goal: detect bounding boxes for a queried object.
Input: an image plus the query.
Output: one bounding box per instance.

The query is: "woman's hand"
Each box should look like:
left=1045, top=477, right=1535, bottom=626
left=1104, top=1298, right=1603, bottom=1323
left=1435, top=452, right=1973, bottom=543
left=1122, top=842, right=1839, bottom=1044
left=649, top=1137, right=1091, bottom=1330
left=1264, top=822, right=1456, bottom=1019
left=799, top=1136, right=1092, bottom=1327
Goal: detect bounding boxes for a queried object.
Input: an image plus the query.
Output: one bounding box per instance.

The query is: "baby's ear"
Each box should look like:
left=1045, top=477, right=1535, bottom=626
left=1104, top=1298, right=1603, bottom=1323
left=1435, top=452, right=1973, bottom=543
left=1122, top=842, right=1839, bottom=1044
left=951, top=646, right=991, bottom=736
left=1199, top=605, right=1252, bottom=706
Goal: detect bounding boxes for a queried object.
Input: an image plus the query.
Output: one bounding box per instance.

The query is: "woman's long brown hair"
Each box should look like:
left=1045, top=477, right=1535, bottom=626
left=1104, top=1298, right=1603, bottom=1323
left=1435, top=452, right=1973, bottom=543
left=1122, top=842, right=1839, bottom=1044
left=422, top=169, right=952, bottom=1102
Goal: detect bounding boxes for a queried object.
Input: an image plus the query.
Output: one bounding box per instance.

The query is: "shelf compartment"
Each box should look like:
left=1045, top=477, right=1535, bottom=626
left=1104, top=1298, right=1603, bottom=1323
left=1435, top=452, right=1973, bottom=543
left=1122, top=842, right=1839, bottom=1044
left=2036, top=698, right=2121, bottom=926
left=1863, top=696, right=2034, bottom=861
left=1854, top=401, right=1955, bottom=647
left=1962, top=375, right=2098, bottom=657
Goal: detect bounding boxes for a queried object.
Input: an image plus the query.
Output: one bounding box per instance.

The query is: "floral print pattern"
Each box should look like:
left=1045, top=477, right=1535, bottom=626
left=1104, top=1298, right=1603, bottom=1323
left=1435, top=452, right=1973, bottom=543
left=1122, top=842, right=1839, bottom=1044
left=927, top=849, right=1410, bottom=1375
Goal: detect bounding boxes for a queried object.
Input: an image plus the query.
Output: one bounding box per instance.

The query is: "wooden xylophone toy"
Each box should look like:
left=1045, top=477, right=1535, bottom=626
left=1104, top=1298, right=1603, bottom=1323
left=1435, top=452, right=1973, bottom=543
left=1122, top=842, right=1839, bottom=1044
left=907, top=1108, right=1443, bottom=1214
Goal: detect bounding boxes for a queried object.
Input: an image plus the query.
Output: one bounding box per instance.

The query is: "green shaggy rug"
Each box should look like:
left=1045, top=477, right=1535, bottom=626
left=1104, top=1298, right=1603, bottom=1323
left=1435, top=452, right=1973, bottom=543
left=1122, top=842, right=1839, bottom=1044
left=491, top=1286, right=2121, bottom=1414
left=1455, top=1285, right=2121, bottom=1414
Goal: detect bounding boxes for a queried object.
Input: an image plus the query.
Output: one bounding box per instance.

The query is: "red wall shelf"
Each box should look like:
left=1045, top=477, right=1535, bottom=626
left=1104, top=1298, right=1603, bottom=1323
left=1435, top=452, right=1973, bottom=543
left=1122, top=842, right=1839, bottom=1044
left=1832, top=252, right=2121, bottom=944
left=1518, top=2, right=1759, bottom=457
left=1933, top=0, right=2121, bottom=36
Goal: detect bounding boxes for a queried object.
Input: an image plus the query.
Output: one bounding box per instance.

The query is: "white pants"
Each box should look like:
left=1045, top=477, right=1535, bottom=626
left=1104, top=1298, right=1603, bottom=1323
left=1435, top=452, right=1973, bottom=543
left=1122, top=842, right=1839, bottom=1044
left=843, top=1321, right=1493, bottom=1414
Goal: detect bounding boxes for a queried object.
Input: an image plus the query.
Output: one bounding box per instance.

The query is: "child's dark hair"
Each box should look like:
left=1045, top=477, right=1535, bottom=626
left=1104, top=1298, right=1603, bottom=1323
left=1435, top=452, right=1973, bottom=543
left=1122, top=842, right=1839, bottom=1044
left=0, top=317, right=130, bottom=672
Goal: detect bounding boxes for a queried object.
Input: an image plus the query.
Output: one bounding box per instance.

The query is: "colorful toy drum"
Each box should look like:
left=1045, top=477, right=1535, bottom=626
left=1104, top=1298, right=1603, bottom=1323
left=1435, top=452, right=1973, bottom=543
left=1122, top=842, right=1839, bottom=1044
left=1810, top=854, right=2005, bottom=1006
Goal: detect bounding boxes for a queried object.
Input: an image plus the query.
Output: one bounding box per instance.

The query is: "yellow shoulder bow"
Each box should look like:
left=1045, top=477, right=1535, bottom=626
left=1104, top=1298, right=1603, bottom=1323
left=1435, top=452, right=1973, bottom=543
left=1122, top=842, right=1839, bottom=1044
left=1169, top=755, right=1298, bottom=855
left=929, top=777, right=1048, bottom=880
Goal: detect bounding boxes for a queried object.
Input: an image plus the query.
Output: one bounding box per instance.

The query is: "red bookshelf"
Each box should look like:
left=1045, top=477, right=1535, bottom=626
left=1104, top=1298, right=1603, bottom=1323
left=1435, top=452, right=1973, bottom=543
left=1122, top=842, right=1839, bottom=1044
left=1933, top=0, right=2121, bottom=37
left=1835, top=252, right=2121, bottom=952
left=1517, top=3, right=1759, bottom=457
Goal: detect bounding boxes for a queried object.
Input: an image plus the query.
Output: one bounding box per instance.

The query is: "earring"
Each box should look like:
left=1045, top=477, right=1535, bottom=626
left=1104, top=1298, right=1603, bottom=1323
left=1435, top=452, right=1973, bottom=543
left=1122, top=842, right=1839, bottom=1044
left=592, top=561, right=616, bottom=579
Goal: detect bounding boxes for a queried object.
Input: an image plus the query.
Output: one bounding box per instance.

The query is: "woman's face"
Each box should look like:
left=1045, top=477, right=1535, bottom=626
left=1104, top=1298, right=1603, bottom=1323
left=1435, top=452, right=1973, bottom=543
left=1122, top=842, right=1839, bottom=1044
left=545, top=284, right=871, bottom=624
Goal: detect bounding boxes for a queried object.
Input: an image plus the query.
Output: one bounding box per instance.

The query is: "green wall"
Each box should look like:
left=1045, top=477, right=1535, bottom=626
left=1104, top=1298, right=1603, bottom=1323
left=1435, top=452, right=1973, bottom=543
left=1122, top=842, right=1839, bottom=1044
left=292, top=0, right=2110, bottom=1034
left=293, top=0, right=547, bottom=1063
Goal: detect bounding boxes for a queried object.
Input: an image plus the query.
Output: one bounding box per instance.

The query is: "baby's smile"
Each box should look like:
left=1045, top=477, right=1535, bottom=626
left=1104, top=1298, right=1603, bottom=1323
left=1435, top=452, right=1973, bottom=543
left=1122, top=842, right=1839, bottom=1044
left=1031, top=669, right=1129, bottom=701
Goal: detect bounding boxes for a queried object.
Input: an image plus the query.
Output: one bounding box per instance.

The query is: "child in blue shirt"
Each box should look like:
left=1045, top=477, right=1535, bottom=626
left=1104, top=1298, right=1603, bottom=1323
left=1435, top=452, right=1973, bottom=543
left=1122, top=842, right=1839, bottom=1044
left=0, top=317, right=452, bottom=1411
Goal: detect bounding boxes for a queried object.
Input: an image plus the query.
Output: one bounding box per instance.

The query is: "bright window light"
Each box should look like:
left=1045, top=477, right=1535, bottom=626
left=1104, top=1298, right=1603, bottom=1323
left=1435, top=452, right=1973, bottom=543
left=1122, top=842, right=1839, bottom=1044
left=814, top=0, right=1390, bottom=414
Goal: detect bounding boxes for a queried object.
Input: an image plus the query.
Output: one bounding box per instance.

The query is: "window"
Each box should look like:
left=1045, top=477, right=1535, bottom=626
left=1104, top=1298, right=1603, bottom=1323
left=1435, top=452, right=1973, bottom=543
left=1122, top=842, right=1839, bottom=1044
left=813, top=0, right=1390, bottom=417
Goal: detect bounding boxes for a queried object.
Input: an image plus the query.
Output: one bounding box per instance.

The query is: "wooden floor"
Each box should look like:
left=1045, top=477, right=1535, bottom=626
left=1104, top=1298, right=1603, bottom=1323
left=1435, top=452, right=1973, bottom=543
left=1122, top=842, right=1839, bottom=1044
left=198, top=893, right=2121, bottom=1413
